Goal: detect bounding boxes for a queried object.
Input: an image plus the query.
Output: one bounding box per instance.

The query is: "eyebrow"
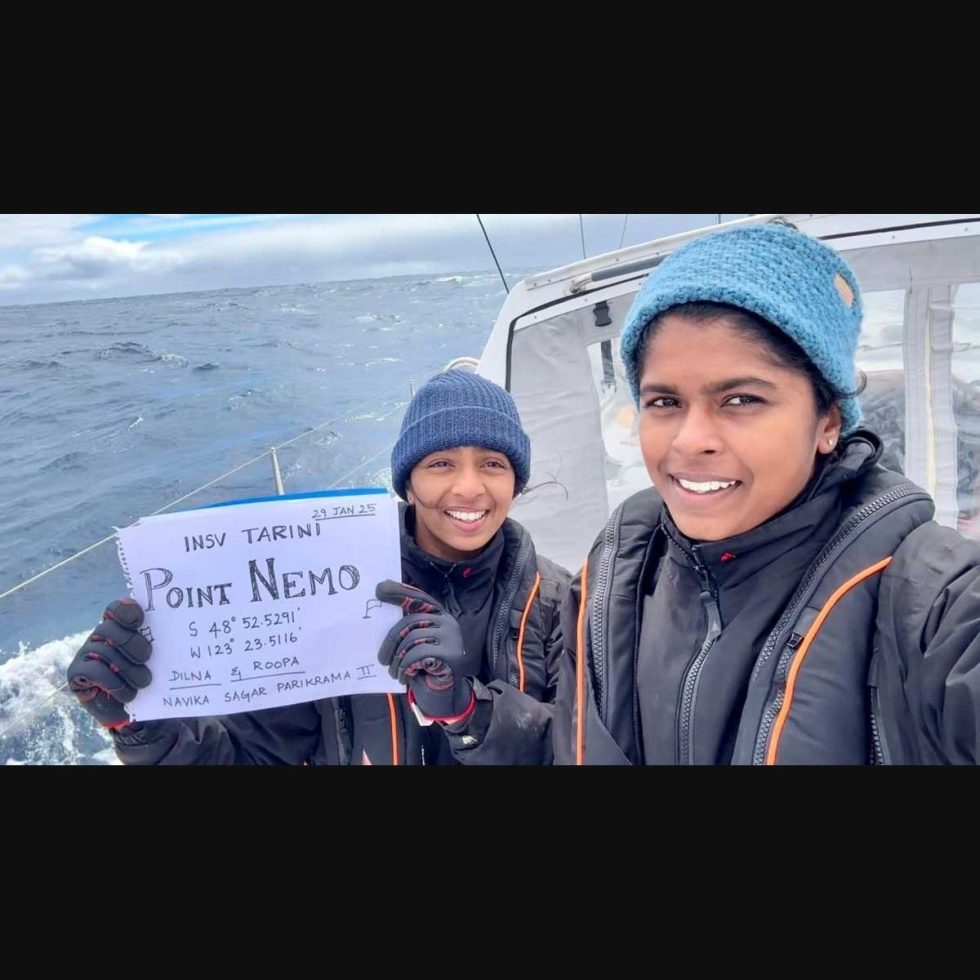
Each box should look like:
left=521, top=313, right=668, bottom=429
left=423, top=448, right=509, bottom=458
left=639, top=376, right=779, bottom=396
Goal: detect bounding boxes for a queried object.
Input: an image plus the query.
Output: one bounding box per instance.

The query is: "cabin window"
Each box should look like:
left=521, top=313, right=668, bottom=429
left=952, top=282, right=980, bottom=539
left=858, top=290, right=907, bottom=473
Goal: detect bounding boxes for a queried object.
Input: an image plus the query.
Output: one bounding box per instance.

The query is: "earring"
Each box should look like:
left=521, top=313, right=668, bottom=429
left=827, top=437, right=837, bottom=449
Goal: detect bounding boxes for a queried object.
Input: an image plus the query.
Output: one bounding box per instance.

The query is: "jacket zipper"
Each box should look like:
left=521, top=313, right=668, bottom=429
left=677, top=548, right=723, bottom=765
left=590, top=513, right=621, bottom=717
left=869, top=687, right=889, bottom=764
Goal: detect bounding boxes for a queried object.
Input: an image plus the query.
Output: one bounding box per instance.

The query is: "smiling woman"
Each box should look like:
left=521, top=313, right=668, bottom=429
left=554, top=221, right=980, bottom=766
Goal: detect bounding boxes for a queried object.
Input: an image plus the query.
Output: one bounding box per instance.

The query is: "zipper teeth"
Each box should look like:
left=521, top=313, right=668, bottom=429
left=491, top=537, right=532, bottom=676
left=678, top=631, right=718, bottom=764
left=755, top=691, right=785, bottom=760
left=869, top=688, right=885, bottom=765
left=750, top=485, right=928, bottom=764
left=678, top=546, right=720, bottom=765
left=869, top=707, right=883, bottom=765
left=591, top=517, right=619, bottom=715
left=753, top=645, right=797, bottom=764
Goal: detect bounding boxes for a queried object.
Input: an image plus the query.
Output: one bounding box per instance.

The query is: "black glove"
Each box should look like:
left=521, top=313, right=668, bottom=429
left=67, top=599, right=152, bottom=728
left=376, top=581, right=477, bottom=724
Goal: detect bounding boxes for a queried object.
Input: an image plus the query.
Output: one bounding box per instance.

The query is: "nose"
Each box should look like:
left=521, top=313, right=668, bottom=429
left=671, top=403, right=724, bottom=457
left=452, top=463, right=487, bottom=498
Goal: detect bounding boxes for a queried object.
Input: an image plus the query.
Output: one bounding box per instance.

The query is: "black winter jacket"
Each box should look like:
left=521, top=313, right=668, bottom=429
left=554, top=433, right=980, bottom=765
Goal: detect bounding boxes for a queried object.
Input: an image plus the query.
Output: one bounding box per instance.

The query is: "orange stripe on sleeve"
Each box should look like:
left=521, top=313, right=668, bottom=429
left=515, top=572, right=541, bottom=693
left=385, top=693, right=400, bottom=766
left=765, top=557, right=892, bottom=765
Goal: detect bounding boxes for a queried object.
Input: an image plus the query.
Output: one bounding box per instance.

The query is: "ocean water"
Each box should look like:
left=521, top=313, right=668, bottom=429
left=0, top=272, right=509, bottom=764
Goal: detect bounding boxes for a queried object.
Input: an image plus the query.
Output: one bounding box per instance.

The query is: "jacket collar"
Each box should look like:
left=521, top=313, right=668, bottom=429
left=400, top=503, right=505, bottom=597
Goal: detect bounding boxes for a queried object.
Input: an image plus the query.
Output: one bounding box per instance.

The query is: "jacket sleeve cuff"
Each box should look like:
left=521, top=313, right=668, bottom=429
left=110, top=719, right=178, bottom=749
left=441, top=679, right=494, bottom=749
left=407, top=688, right=476, bottom=726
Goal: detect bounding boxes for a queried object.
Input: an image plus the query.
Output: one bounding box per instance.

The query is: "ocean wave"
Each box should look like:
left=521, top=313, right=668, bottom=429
left=97, top=341, right=154, bottom=360
left=16, top=359, right=62, bottom=370
left=0, top=630, right=114, bottom=765
left=97, top=343, right=187, bottom=367
left=39, top=450, right=87, bottom=473
left=310, top=430, right=339, bottom=446
left=252, top=338, right=309, bottom=351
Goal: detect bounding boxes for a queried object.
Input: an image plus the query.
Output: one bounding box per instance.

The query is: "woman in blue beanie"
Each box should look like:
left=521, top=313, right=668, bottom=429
left=348, top=369, right=571, bottom=764
left=554, top=221, right=980, bottom=765
left=68, top=371, right=570, bottom=765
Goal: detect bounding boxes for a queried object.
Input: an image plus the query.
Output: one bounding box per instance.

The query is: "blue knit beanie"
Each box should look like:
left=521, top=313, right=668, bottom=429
left=620, top=222, right=865, bottom=434
left=391, top=370, right=531, bottom=500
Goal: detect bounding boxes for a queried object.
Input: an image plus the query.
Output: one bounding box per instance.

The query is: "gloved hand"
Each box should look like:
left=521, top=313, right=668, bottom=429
left=67, top=599, right=152, bottom=728
left=376, top=580, right=478, bottom=724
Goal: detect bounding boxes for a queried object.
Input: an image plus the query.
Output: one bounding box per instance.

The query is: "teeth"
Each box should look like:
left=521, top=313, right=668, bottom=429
left=446, top=510, right=487, bottom=523
left=677, top=478, right=736, bottom=494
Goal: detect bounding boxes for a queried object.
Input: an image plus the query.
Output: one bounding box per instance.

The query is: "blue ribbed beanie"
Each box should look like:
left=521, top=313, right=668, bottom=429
left=391, top=370, right=531, bottom=500
left=620, top=222, right=865, bottom=434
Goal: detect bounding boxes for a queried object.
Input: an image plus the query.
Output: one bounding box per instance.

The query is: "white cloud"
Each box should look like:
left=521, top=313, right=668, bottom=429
left=0, top=213, right=733, bottom=307
left=0, top=264, right=27, bottom=286
left=178, top=213, right=522, bottom=260
left=143, top=213, right=587, bottom=281
left=0, top=214, right=96, bottom=248
left=105, top=214, right=302, bottom=236
left=33, top=236, right=177, bottom=281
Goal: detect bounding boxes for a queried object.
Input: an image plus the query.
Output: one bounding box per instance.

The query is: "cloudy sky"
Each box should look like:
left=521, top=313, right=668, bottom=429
left=0, top=213, right=747, bottom=307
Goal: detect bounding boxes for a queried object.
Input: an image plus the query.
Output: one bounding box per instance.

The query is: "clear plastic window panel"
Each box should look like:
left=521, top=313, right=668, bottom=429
left=856, top=290, right=907, bottom=473
left=585, top=334, right=648, bottom=514
left=952, top=283, right=980, bottom=539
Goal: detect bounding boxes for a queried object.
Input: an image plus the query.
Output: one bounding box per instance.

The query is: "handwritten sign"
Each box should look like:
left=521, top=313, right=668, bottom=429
left=115, top=489, right=403, bottom=722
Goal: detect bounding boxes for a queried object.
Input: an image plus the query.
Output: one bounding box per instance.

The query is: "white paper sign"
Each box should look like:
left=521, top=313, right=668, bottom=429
left=115, top=489, right=403, bottom=722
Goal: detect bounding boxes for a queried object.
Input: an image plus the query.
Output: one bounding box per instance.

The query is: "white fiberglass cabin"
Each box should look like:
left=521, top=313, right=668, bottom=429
left=476, top=214, right=980, bottom=573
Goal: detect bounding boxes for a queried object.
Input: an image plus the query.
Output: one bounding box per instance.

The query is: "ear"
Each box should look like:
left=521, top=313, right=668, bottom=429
left=816, top=404, right=843, bottom=456
left=405, top=480, right=416, bottom=505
